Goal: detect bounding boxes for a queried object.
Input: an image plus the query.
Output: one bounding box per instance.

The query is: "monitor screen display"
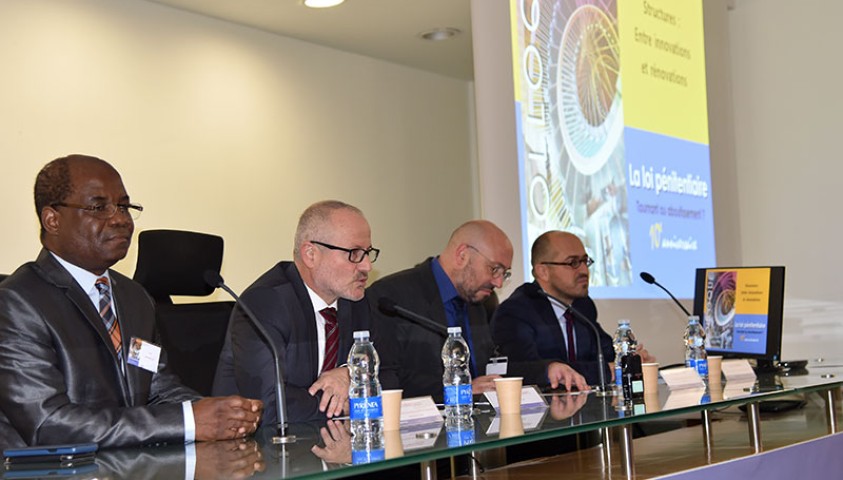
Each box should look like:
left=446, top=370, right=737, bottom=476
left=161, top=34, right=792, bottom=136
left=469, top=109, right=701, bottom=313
left=692, top=266, right=785, bottom=363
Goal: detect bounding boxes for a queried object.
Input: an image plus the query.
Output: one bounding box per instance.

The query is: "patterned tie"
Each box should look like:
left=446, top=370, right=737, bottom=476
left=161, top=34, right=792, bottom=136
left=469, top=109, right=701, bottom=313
left=564, top=310, right=576, bottom=363
left=320, top=307, right=338, bottom=374
left=95, top=277, right=123, bottom=363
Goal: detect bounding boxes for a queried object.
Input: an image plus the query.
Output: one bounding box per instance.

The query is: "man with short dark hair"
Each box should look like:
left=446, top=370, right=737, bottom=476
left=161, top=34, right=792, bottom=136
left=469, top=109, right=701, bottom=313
left=213, top=200, right=398, bottom=423
left=0, top=154, right=262, bottom=448
left=368, top=220, right=587, bottom=398
left=492, top=230, right=653, bottom=385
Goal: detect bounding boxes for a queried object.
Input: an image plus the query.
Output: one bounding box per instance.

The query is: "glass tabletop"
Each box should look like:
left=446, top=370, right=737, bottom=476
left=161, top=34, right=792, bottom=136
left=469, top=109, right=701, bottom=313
left=77, top=366, right=843, bottom=479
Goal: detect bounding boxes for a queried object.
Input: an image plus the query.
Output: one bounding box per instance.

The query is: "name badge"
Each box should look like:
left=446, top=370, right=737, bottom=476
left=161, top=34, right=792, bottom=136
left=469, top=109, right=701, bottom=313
left=126, top=337, right=161, bottom=373
left=486, top=356, right=508, bottom=376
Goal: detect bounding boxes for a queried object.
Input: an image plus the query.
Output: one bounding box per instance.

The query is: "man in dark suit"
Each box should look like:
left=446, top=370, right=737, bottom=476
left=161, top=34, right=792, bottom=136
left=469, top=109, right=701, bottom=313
left=368, top=220, right=586, bottom=398
left=492, top=230, right=653, bottom=386
left=213, top=201, right=398, bottom=423
left=0, top=155, right=262, bottom=448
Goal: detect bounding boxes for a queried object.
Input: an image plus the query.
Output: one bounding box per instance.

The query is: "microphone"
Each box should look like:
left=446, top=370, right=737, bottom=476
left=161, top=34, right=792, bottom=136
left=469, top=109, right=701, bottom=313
left=639, top=272, right=691, bottom=317
left=377, top=297, right=447, bottom=337
left=535, top=289, right=611, bottom=396
left=204, top=270, right=295, bottom=444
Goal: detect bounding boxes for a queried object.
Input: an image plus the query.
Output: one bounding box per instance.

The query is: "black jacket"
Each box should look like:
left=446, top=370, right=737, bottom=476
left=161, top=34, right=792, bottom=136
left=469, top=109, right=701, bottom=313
left=491, top=282, right=614, bottom=385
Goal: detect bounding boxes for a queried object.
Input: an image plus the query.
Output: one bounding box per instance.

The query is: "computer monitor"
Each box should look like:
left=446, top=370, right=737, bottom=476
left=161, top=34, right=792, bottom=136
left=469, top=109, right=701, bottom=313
left=692, top=266, right=786, bottom=372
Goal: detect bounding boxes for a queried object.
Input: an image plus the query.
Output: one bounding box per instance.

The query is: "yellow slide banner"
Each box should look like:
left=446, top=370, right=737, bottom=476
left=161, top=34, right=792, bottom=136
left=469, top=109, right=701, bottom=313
left=618, top=0, right=709, bottom=144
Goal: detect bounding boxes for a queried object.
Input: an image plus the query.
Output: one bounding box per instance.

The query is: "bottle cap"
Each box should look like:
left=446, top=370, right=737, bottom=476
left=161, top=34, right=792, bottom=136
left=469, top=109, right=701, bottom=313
left=353, top=330, right=370, bottom=339
left=447, top=326, right=462, bottom=334
left=688, top=315, right=700, bottom=323
left=617, top=319, right=631, bottom=325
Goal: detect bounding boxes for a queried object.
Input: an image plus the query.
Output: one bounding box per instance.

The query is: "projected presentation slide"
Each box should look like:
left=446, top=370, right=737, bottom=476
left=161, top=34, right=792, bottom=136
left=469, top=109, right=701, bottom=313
left=702, top=268, right=771, bottom=356
left=511, top=0, right=715, bottom=298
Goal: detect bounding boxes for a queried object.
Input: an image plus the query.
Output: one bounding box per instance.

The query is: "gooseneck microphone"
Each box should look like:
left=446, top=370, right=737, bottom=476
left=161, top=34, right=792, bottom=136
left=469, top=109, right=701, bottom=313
left=639, top=272, right=691, bottom=317
left=204, top=270, right=295, bottom=444
left=377, top=297, right=447, bottom=337
left=535, top=289, right=611, bottom=396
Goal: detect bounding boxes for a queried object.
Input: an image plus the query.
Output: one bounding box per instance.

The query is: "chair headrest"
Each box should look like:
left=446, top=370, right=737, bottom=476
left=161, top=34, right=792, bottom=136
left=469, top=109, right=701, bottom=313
left=133, top=229, right=224, bottom=302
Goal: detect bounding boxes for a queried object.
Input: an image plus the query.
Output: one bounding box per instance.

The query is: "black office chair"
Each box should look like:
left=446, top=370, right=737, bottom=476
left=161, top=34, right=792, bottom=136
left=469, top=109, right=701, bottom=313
left=134, top=229, right=233, bottom=396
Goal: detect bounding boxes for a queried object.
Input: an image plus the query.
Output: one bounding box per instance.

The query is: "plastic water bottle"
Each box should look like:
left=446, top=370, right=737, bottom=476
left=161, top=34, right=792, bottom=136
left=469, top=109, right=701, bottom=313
left=684, top=316, right=709, bottom=380
left=348, top=330, right=384, bottom=454
left=446, top=417, right=475, bottom=447
left=612, top=320, right=637, bottom=393
left=351, top=443, right=385, bottom=465
left=442, top=326, right=473, bottom=428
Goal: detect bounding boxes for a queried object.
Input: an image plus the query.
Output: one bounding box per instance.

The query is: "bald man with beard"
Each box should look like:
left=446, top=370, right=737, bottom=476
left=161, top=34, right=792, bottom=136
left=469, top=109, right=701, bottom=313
left=368, top=221, right=586, bottom=399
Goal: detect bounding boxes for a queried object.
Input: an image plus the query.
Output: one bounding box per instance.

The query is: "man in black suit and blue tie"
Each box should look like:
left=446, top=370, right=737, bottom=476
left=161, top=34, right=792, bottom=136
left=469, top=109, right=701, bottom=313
left=368, top=221, right=587, bottom=399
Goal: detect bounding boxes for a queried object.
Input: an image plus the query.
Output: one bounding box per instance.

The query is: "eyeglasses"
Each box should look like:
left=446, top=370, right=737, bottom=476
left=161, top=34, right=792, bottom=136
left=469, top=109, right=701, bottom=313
left=52, top=202, right=144, bottom=220
left=311, top=240, right=380, bottom=264
left=541, top=255, right=594, bottom=269
left=466, top=245, right=512, bottom=281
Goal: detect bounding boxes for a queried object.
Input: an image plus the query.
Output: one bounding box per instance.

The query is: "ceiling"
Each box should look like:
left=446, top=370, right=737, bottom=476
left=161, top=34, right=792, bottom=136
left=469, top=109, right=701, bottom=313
left=145, top=0, right=475, bottom=80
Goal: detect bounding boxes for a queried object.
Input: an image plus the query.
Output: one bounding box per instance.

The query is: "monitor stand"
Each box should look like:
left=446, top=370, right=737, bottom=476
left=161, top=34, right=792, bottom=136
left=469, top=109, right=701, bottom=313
left=751, top=374, right=783, bottom=393
left=741, top=367, right=806, bottom=414
left=752, top=359, right=780, bottom=374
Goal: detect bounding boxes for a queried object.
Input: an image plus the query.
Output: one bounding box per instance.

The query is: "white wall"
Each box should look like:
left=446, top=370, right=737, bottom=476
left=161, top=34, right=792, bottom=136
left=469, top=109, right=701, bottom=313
left=470, top=0, right=523, bottom=288
left=0, top=0, right=477, bottom=296
left=728, top=0, right=843, bottom=360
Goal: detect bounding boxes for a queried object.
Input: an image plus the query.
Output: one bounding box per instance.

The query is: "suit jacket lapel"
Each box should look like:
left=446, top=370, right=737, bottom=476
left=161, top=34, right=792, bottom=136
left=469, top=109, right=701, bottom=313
left=35, top=250, right=131, bottom=403
left=466, top=304, right=491, bottom=372
left=284, top=263, right=320, bottom=376
left=416, top=259, right=449, bottom=329
left=531, top=283, right=567, bottom=358
left=336, top=300, right=356, bottom=367
left=572, top=316, right=593, bottom=360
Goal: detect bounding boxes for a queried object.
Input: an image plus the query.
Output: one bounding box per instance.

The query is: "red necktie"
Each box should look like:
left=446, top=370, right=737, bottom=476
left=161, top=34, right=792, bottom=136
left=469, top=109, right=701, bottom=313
left=564, top=310, right=576, bottom=363
left=320, top=307, right=338, bottom=374
left=95, top=277, right=123, bottom=363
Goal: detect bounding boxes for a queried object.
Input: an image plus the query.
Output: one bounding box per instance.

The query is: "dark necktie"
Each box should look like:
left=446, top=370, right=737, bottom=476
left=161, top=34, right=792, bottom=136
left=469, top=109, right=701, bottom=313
left=95, top=277, right=123, bottom=364
left=564, top=310, right=576, bottom=363
left=320, top=307, right=339, bottom=374
left=450, top=297, right=478, bottom=377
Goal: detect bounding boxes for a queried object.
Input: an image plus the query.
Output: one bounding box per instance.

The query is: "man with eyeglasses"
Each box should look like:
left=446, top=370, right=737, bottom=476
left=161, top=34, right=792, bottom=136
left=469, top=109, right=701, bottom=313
left=213, top=200, right=398, bottom=423
left=492, top=230, right=653, bottom=386
left=0, top=155, right=263, bottom=448
left=368, top=221, right=587, bottom=400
